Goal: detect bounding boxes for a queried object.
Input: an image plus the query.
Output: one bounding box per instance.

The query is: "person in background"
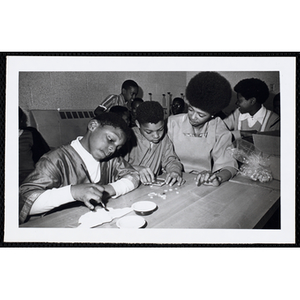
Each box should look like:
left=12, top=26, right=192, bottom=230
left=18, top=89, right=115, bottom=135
left=110, top=105, right=131, bottom=126
left=130, top=97, right=144, bottom=127
left=273, top=93, right=280, bottom=116
left=94, top=79, right=139, bottom=116
left=171, top=97, right=185, bottom=115
left=19, top=112, right=140, bottom=224
left=167, top=72, right=238, bottom=187
left=19, top=107, right=50, bottom=185
left=125, top=101, right=184, bottom=186
left=223, top=78, right=280, bottom=141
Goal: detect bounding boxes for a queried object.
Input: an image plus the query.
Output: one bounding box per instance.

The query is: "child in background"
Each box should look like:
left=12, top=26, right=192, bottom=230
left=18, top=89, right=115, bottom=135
left=167, top=72, right=238, bottom=187
left=94, top=79, right=139, bottom=116
left=130, top=98, right=144, bottom=127
left=19, top=112, right=139, bottom=224
left=223, top=78, right=280, bottom=141
left=125, top=101, right=184, bottom=186
left=171, top=97, right=185, bottom=115
left=110, top=105, right=131, bottom=126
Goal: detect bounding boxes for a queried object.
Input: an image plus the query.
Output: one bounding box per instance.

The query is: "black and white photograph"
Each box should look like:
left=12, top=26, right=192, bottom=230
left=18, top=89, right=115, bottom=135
left=4, top=55, right=295, bottom=244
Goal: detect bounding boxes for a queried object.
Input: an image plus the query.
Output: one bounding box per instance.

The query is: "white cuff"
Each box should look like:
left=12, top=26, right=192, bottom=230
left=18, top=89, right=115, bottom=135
left=109, top=178, right=135, bottom=198
left=30, top=185, right=75, bottom=215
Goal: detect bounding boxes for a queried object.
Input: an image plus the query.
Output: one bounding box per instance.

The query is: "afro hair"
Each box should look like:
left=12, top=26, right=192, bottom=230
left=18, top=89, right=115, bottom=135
left=136, top=101, right=164, bottom=125
left=234, top=78, right=269, bottom=104
left=185, top=72, right=232, bottom=115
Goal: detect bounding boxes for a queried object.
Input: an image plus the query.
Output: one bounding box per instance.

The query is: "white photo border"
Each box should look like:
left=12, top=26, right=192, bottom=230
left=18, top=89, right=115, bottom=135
left=4, top=54, right=296, bottom=244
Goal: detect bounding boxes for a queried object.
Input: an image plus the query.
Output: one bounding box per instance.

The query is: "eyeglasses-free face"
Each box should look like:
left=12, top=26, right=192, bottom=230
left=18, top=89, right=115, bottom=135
left=187, top=105, right=212, bottom=127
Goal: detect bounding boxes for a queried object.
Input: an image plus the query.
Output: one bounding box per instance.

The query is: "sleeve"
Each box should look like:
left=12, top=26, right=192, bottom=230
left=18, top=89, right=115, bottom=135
left=101, top=95, right=118, bottom=111
left=105, top=156, right=140, bottom=192
left=223, top=110, right=242, bottom=140
left=267, top=113, right=280, bottom=131
left=167, top=116, right=175, bottom=142
left=211, top=120, right=238, bottom=177
left=19, top=155, right=70, bottom=223
left=161, top=136, right=183, bottom=175
left=109, top=178, right=135, bottom=198
left=29, top=185, right=75, bottom=215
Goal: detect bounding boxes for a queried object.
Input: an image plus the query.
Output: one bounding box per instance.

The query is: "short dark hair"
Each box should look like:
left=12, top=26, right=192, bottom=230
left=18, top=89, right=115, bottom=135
left=234, top=78, right=269, bottom=104
left=172, top=97, right=184, bottom=106
left=131, top=98, right=144, bottom=108
left=93, top=112, right=131, bottom=140
left=136, top=101, right=164, bottom=124
left=121, top=79, right=139, bottom=91
left=186, top=72, right=232, bottom=115
left=110, top=105, right=129, bottom=115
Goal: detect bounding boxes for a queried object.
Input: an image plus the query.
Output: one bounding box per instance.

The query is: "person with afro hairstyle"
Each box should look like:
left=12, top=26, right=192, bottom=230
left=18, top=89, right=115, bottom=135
left=94, top=79, right=139, bottom=116
left=19, top=112, right=139, bottom=224
left=125, top=101, right=184, bottom=186
left=167, top=72, right=238, bottom=187
left=223, top=78, right=280, bottom=141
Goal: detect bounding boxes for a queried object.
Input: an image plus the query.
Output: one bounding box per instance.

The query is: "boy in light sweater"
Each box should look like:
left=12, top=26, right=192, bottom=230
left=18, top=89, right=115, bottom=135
left=223, top=78, right=280, bottom=141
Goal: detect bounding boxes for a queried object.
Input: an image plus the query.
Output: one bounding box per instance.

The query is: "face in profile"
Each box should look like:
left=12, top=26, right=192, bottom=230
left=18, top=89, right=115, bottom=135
left=123, top=86, right=138, bottom=102
left=136, top=120, right=165, bottom=144
left=86, top=122, right=126, bottom=161
left=235, top=93, right=253, bottom=114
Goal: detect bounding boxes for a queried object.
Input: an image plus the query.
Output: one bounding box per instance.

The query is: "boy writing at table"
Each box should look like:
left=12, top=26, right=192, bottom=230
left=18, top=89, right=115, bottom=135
left=125, top=101, right=184, bottom=186
left=19, top=112, right=140, bottom=224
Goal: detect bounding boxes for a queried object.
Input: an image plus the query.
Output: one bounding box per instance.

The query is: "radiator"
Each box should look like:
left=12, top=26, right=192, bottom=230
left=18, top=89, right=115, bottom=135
left=30, top=109, right=95, bottom=148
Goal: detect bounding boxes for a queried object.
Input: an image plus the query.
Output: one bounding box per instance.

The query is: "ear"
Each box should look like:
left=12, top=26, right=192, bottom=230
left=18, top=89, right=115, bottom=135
left=135, top=120, right=140, bottom=128
left=249, top=97, right=257, bottom=105
left=88, top=119, right=99, bottom=132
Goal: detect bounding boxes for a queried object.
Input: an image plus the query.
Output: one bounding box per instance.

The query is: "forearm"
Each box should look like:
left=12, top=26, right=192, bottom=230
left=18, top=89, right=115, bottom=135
left=108, top=178, right=136, bottom=198
left=29, top=185, right=75, bottom=215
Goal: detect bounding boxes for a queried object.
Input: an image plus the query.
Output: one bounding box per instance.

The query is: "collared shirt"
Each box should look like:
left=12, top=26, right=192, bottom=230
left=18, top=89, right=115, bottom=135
left=71, top=137, right=101, bottom=183
left=238, top=105, right=267, bottom=128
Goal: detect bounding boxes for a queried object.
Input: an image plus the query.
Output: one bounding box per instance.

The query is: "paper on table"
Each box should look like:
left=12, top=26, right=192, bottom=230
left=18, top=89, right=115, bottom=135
left=78, top=207, right=133, bottom=228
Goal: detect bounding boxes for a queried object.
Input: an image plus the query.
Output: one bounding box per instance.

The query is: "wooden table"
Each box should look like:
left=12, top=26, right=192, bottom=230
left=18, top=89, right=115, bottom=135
left=20, top=173, right=280, bottom=229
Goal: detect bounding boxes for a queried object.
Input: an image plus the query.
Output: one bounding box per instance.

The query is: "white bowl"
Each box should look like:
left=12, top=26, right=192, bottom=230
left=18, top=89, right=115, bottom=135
left=116, top=216, right=146, bottom=229
left=132, top=201, right=157, bottom=216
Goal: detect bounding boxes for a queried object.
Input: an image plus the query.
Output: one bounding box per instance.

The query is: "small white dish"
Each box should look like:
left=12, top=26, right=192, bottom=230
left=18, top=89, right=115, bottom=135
left=116, top=216, right=146, bottom=229
left=132, top=201, right=157, bottom=216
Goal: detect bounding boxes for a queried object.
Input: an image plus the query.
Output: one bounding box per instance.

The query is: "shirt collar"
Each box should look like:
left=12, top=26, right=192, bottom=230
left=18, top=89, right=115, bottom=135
left=71, top=137, right=99, bottom=166
left=239, top=105, right=267, bottom=124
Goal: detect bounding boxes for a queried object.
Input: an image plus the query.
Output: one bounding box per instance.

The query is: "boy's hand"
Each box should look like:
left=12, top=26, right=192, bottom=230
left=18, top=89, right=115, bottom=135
left=138, top=167, right=155, bottom=185
left=165, top=172, right=185, bottom=186
left=71, top=183, right=105, bottom=210
left=196, top=171, right=221, bottom=187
